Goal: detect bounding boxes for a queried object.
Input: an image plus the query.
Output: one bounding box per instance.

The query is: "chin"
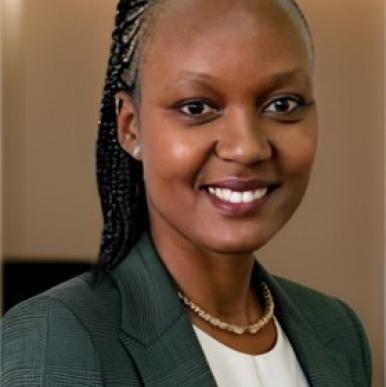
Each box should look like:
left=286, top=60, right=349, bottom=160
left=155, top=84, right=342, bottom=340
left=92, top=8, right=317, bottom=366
left=199, top=229, right=274, bottom=257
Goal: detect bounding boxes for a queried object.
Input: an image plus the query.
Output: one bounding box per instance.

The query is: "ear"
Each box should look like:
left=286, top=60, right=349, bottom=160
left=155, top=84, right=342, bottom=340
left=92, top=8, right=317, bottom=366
left=115, top=91, right=141, bottom=160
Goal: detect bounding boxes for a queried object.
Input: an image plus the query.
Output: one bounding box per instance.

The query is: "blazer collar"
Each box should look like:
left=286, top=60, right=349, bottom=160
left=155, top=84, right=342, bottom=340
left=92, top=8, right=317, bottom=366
left=112, top=231, right=183, bottom=344
left=111, top=232, right=353, bottom=387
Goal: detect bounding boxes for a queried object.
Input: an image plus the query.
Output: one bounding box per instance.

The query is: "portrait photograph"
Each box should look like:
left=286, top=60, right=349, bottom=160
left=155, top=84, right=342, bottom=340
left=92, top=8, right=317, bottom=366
left=1, top=1, right=385, bottom=386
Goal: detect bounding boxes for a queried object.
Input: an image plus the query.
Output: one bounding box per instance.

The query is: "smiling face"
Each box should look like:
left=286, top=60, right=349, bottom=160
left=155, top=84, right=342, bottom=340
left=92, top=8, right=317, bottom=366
left=118, top=0, right=318, bottom=257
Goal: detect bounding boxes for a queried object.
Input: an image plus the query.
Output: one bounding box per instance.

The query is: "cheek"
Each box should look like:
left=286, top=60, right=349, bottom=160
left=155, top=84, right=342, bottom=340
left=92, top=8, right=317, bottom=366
left=139, top=118, right=209, bottom=191
left=276, top=122, right=318, bottom=180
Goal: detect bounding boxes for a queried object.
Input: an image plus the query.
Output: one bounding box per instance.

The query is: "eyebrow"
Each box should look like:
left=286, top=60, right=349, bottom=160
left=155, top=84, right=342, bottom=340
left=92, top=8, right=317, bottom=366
left=174, top=68, right=311, bottom=89
left=266, top=68, right=311, bottom=88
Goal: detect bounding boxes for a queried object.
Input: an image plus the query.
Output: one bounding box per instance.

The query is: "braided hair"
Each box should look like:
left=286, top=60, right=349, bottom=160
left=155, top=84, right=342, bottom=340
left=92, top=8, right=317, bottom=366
left=96, top=0, right=313, bottom=269
left=96, top=0, right=150, bottom=270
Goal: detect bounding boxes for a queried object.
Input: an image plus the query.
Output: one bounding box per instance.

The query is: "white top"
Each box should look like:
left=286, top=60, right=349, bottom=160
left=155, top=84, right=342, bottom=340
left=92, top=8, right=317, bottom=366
left=193, top=317, right=309, bottom=387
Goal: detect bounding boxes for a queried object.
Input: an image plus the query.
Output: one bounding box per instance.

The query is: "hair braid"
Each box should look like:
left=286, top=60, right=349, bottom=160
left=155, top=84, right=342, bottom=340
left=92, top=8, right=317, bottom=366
left=96, top=0, right=150, bottom=270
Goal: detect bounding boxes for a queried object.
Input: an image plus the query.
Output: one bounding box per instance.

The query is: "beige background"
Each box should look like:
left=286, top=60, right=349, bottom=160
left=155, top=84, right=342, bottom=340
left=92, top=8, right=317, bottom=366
left=1, top=0, right=385, bottom=385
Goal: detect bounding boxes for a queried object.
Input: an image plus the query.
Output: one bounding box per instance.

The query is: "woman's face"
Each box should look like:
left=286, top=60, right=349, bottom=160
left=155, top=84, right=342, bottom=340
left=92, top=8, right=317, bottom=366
left=124, top=0, right=318, bottom=256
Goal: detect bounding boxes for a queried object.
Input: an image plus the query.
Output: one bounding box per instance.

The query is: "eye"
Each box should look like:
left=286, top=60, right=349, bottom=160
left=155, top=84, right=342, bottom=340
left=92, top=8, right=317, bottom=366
left=178, top=100, right=217, bottom=117
left=263, top=97, right=305, bottom=115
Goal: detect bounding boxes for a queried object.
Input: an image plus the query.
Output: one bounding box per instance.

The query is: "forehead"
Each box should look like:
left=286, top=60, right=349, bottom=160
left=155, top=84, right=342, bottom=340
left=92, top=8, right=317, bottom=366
left=143, top=0, right=311, bottom=64
left=139, top=0, right=312, bottom=87
left=149, top=0, right=302, bottom=31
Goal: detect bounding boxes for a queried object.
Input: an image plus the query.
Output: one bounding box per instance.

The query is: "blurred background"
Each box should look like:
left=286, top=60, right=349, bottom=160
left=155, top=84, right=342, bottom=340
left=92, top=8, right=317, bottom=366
left=1, top=0, right=385, bottom=385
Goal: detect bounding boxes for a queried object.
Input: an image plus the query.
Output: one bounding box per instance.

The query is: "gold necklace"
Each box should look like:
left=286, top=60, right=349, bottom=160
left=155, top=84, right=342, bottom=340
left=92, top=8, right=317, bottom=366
left=177, top=282, right=275, bottom=335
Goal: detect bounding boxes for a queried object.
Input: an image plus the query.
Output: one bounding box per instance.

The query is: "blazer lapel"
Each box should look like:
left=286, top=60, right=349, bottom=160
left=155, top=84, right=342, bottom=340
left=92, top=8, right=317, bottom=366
left=256, top=264, right=354, bottom=387
left=119, top=316, right=216, bottom=387
left=111, top=232, right=217, bottom=387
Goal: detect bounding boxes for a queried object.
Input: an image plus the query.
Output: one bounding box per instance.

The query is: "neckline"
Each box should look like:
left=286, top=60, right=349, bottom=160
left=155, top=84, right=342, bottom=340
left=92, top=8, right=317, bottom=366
left=193, top=316, right=282, bottom=359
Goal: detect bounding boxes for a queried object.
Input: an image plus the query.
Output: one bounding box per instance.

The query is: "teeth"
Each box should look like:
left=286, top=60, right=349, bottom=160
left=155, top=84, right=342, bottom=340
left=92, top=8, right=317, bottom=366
left=223, top=189, right=232, bottom=201
left=243, top=191, right=254, bottom=202
left=207, top=187, right=268, bottom=203
left=208, top=187, right=216, bottom=195
left=254, top=189, right=267, bottom=200
left=230, top=192, right=242, bottom=203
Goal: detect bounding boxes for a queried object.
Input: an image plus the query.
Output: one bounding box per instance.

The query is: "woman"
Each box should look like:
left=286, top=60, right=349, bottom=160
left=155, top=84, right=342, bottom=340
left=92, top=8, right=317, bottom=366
left=2, top=0, right=371, bottom=386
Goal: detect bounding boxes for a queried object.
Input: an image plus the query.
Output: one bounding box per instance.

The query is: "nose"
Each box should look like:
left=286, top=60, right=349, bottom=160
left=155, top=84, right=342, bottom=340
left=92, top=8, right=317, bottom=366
left=215, top=108, right=273, bottom=165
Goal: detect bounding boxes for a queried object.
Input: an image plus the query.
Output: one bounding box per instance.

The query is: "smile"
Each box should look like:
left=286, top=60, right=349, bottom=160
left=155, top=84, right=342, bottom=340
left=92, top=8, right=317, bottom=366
left=207, top=187, right=268, bottom=204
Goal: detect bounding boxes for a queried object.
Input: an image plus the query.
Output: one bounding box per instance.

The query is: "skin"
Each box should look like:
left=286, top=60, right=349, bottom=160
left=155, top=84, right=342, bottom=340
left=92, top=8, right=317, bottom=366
left=117, top=0, right=318, bottom=354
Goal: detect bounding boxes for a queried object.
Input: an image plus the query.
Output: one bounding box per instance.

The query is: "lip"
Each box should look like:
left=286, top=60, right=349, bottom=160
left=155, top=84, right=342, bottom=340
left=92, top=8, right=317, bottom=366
left=200, top=177, right=280, bottom=217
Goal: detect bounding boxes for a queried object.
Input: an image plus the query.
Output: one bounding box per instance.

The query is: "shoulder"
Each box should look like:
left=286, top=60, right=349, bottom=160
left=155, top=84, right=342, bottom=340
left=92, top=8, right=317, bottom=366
left=273, top=275, right=342, bottom=313
left=1, top=271, right=124, bottom=386
left=273, top=276, right=372, bottom=385
left=273, top=275, right=365, bottom=329
left=3, top=271, right=121, bottom=333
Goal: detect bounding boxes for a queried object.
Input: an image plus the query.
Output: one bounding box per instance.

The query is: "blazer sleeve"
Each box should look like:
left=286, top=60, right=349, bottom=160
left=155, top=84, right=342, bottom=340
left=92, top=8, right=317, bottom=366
left=1, top=296, right=104, bottom=387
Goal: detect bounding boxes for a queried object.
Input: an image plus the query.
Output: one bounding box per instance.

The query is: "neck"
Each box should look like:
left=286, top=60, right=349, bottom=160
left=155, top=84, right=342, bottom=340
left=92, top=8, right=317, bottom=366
left=150, top=227, right=259, bottom=322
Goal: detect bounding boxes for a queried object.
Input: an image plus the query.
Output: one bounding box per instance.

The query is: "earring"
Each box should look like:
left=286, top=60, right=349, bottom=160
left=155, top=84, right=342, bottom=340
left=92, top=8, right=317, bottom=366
left=115, top=97, right=122, bottom=115
left=132, top=145, right=141, bottom=160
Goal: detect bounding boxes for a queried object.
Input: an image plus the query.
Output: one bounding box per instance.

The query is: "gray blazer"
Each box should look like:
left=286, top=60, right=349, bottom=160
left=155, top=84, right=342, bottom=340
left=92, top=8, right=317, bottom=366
left=2, top=232, right=371, bottom=386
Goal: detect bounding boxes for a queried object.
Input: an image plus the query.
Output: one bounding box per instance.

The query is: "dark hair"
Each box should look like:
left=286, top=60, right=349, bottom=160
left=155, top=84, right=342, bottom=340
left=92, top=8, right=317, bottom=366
left=96, top=0, right=313, bottom=269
